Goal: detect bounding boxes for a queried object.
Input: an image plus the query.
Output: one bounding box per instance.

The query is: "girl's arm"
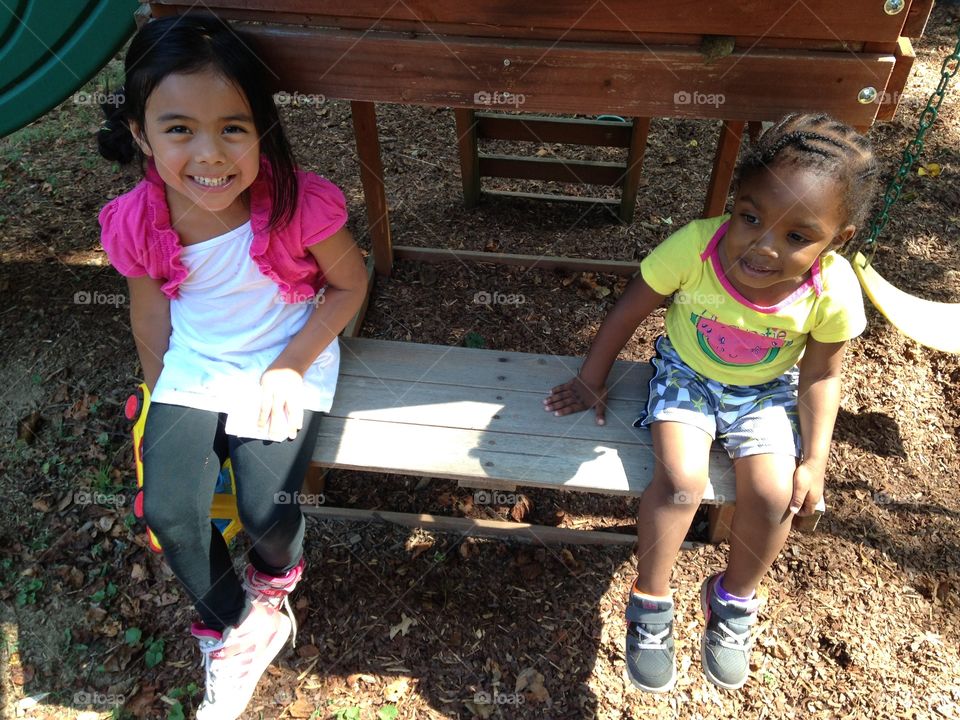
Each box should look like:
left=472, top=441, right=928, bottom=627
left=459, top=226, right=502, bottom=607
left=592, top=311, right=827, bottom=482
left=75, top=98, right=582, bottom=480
left=544, top=274, right=667, bottom=425
left=792, top=337, right=848, bottom=515
left=259, top=227, right=368, bottom=438
left=127, top=275, right=172, bottom=392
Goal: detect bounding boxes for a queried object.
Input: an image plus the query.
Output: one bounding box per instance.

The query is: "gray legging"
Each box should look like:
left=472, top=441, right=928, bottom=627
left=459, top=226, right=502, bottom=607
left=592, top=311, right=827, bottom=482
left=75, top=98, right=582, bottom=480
left=141, top=402, right=322, bottom=631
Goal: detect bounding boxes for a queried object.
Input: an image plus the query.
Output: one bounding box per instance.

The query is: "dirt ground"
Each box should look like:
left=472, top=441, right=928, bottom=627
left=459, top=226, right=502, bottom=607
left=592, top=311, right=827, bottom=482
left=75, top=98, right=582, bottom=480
left=1, top=6, right=959, bottom=720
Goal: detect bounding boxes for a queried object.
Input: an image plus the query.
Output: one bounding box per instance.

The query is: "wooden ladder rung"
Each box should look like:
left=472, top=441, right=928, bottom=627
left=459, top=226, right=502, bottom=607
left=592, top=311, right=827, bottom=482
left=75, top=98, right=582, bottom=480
left=481, top=188, right=620, bottom=208
left=479, top=153, right=627, bottom=186
left=475, top=112, right=634, bottom=147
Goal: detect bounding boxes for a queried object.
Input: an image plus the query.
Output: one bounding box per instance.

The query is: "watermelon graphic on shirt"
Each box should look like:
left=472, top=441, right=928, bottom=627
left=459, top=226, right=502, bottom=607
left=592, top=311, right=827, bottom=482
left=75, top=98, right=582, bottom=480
left=691, top=313, right=784, bottom=366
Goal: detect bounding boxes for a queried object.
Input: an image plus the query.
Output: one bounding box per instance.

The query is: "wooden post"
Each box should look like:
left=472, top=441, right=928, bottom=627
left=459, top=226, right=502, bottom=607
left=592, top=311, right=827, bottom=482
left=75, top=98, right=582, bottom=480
left=454, top=108, right=481, bottom=208
left=702, top=119, right=745, bottom=218
left=618, top=117, right=650, bottom=223
left=706, top=503, right=736, bottom=543
left=350, top=101, right=393, bottom=277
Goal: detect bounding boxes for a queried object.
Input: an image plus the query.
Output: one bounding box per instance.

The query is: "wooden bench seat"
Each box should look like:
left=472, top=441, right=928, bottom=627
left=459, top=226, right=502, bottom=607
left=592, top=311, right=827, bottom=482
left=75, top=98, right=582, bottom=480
left=310, top=337, right=821, bottom=542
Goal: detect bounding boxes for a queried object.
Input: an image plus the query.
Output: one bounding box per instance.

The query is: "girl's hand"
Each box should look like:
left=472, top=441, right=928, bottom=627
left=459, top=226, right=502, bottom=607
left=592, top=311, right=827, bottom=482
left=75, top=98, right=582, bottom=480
left=790, top=459, right=826, bottom=516
left=258, top=368, right=304, bottom=441
left=544, top=375, right=609, bottom=425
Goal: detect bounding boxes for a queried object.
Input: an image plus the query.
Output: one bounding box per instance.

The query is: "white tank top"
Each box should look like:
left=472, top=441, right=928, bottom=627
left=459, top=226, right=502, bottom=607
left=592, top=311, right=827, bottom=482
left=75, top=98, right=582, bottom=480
left=151, top=221, right=339, bottom=416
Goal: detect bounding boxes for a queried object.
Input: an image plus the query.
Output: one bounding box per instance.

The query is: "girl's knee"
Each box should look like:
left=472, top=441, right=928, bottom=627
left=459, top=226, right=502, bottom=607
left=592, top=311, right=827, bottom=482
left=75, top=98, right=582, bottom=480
left=142, top=490, right=203, bottom=541
left=237, top=502, right=302, bottom=542
left=650, top=463, right=710, bottom=504
left=744, top=471, right=795, bottom=523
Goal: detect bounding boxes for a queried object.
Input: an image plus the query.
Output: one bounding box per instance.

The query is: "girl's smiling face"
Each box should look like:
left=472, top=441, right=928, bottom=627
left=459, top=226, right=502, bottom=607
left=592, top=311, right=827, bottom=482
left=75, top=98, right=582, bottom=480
left=720, top=163, right=856, bottom=305
left=130, top=69, right=261, bottom=228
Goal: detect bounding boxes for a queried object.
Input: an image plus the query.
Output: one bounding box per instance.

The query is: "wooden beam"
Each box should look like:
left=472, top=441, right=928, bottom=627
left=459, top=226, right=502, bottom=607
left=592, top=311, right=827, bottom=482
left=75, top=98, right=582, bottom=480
left=225, top=24, right=892, bottom=125
left=392, top=245, right=637, bottom=274
left=875, top=37, right=915, bottom=123
left=618, top=117, right=650, bottom=223
left=902, top=0, right=935, bottom=37
left=454, top=108, right=480, bottom=208
left=301, top=504, right=701, bottom=548
left=151, top=1, right=909, bottom=43
left=350, top=101, right=393, bottom=276
left=703, top=120, right=745, bottom=218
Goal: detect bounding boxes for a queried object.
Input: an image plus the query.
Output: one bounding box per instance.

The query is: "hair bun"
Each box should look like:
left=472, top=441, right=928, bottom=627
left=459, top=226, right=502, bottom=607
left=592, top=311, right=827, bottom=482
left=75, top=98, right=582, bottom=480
left=96, top=87, right=138, bottom=164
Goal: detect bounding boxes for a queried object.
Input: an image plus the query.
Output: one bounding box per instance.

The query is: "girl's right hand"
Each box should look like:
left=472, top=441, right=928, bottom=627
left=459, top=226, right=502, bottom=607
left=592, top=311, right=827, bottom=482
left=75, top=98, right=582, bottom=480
left=544, top=375, right=609, bottom=425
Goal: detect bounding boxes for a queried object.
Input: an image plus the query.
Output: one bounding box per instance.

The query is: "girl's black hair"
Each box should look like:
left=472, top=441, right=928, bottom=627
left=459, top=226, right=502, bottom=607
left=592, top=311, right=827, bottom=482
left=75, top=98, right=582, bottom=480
left=98, top=13, right=298, bottom=229
left=736, top=113, right=879, bottom=234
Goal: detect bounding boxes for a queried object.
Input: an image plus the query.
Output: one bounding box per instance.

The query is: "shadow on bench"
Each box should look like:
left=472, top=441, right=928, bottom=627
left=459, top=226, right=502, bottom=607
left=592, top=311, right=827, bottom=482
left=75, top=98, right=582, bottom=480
left=306, top=337, right=821, bottom=544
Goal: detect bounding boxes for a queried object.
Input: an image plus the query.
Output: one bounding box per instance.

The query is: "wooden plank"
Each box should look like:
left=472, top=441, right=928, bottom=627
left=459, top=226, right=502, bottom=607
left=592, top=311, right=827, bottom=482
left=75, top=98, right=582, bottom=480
left=300, top=504, right=675, bottom=547
left=312, top=415, right=738, bottom=501
left=476, top=113, right=633, bottom=147
left=325, top=376, right=650, bottom=442
left=226, top=24, right=894, bottom=125
left=337, top=337, right=649, bottom=399
left=703, top=120, right=745, bottom=218
left=618, top=117, right=650, bottom=223
left=393, top=245, right=636, bottom=274
left=902, top=0, right=935, bottom=38
left=350, top=101, right=393, bottom=276
left=454, top=108, right=480, bottom=208
left=875, top=37, right=915, bottom=123
left=479, top=154, right=626, bottom=186
left=151, top=1, right=909, bottom=43
left=150, top=6, right=868, bottom=51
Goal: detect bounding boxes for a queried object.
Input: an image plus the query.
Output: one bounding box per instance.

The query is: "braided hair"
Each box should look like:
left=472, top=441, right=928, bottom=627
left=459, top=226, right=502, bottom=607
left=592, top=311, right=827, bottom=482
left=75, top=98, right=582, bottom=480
left=737, top=113, right=879, bottom=233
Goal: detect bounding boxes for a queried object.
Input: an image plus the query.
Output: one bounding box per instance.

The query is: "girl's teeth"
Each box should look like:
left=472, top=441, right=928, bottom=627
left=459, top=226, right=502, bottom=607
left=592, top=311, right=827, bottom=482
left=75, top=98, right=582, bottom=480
left=193, top=175, right=229, bottom=187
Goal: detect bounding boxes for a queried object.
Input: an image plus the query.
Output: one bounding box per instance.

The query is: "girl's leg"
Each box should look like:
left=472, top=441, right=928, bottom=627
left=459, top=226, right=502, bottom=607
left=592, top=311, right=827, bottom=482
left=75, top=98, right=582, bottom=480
left=634, top=420, right=715, bottom=596
left=141, top=403, right=245, bottom=631
left=721, top=453, right=796, bottom=596
left=228, top=410, right=323, bottom=574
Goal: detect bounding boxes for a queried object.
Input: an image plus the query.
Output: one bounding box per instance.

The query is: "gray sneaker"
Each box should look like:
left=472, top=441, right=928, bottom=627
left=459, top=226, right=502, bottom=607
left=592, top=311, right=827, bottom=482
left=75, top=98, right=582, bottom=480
left=624, top=585, right=677, bottom=693
left=699, top=574, right=761, bottom=689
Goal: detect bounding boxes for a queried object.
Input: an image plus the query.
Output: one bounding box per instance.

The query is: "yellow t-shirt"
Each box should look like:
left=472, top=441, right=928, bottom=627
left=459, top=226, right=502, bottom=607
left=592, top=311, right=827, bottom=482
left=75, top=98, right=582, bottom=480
left=639, top=215, right=866, bottom=386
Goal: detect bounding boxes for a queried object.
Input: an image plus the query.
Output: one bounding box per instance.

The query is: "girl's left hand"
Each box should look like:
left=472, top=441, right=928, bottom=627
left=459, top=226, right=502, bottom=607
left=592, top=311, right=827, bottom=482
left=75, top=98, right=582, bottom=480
left=258, top=367, right=304, bottom=441
left=789, top=459, right=825, bottom=516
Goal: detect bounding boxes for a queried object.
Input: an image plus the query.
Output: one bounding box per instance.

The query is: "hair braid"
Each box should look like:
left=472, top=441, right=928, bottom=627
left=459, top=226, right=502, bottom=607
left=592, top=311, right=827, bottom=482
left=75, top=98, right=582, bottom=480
left=736, top=113, right=879, bottom=231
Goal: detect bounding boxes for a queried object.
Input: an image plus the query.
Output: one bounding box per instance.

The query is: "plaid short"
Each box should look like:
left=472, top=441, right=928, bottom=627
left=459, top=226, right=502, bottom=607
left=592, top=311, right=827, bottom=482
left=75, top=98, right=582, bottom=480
left=634, top=336, right=802, bottom=459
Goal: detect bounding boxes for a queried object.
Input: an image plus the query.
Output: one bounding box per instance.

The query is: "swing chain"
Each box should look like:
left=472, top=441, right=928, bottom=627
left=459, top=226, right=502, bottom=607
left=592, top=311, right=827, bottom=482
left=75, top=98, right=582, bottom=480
left=854, top=20, right=960, bottom=265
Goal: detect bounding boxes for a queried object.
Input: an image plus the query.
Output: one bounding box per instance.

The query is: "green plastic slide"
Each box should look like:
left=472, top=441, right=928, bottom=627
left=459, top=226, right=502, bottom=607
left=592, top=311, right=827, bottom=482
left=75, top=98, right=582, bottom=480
left=0, top=0, right=139, bottom=138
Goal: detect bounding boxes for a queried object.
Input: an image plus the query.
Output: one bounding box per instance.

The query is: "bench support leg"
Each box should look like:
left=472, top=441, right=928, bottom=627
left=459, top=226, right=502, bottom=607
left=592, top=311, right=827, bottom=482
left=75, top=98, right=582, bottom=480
left=706, top=503, right=736, bottom=544
left=302, top=465, right=328, bottom=498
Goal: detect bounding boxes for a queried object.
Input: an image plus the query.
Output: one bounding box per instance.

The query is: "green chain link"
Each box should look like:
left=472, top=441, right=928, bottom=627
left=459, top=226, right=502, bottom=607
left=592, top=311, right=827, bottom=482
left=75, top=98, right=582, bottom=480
left=852, top=20, right=960, bottom=264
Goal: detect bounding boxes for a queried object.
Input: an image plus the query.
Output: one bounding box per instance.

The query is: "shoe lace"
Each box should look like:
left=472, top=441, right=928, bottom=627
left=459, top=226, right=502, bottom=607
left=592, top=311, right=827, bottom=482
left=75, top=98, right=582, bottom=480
left=634, top=623, right=670, bottom=650
left=197, top=638, right=248, bottom=704
left=243, top=572, right=299, bottom=647
left=713, top=619, right=752, bottom=650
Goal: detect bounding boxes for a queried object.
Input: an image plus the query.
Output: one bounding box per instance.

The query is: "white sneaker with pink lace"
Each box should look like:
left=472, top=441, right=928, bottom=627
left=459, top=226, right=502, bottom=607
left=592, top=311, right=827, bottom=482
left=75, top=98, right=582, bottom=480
left=242, top=557, right=304, bottom=644
left=191, top=601, right=291, bottom=720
